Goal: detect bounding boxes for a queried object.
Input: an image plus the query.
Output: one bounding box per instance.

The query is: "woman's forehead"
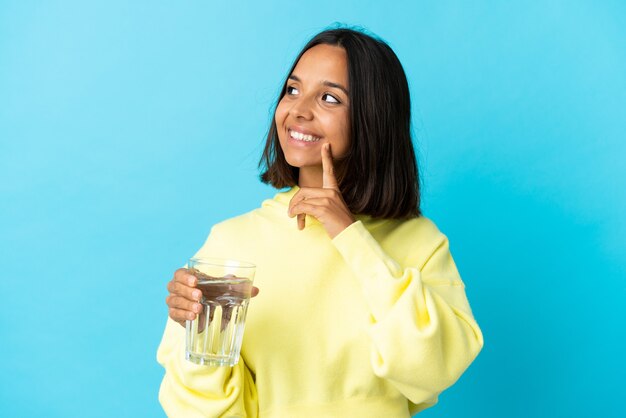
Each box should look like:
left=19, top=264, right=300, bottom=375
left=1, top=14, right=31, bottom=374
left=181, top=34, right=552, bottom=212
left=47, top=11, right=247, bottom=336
left=292, top=44, right=349, bottom=87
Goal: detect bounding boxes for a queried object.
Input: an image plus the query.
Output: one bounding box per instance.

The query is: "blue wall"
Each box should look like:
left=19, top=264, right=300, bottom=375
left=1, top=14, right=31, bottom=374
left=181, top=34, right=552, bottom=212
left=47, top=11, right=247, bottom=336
left=1, top=1, right=624, bottom=417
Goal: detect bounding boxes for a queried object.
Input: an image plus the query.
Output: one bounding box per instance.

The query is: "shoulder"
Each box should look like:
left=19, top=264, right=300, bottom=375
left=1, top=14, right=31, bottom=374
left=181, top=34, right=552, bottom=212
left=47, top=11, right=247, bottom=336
left=391, top=215, right=445, bottom=240
left=191, top=189, right=288, bottom=259
left=192, top=208, right=263, bottom=260
left=206, top=196, right=285, bottom=241
left=367, top=215, right=446, bottom=247
left=208, top=208, right=261, bottom=238
left=212, top=188, right=292, bottom=233
left=364, top=215, right=450, bottom=269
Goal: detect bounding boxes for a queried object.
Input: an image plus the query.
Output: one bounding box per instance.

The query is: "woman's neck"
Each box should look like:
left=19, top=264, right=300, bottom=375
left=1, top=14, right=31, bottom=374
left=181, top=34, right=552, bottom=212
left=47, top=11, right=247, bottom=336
left=297, top=166, right=323, bottom=188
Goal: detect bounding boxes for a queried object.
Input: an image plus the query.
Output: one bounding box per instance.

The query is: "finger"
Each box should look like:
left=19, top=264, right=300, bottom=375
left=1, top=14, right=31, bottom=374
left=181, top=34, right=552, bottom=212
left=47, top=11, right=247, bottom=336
left=251, top=286, right=260, bottom=298
left=288, top=188, right=307, bottom=217
left=167, top=295, right=203, bottom=314
left=168, top=280, right=202, bottom=301
left=292, top=197, right=336, bottom=210
left=169, top=307, right=197, bottom=322
left=288, top=187, right=335, bottom=216
left=174, top=268, right=197, bottom=287
left=293, top=196, right=333, bottom=207
left=290, top=201, right=324, bottom=220
left=168, top=280, right=200, bottom=300
left=288, top=189, right=307, bottom=230
left=322, top=143, right=339, bottom=190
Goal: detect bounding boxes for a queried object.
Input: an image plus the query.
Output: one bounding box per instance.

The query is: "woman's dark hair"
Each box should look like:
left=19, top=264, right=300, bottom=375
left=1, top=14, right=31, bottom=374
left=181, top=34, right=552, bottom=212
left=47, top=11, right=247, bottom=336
left=259, top=26, right=421, bottom=219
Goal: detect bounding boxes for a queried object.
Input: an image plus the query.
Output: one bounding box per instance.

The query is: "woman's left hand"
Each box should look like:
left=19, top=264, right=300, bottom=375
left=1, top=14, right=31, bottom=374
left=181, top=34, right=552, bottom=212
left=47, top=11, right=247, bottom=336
left=288, top=143, right=356, bottom=239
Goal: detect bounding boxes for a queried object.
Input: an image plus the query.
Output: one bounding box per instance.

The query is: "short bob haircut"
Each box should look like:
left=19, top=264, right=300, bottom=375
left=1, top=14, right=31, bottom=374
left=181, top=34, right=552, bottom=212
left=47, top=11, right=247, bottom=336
left=259, top=26, right=421, bottom=219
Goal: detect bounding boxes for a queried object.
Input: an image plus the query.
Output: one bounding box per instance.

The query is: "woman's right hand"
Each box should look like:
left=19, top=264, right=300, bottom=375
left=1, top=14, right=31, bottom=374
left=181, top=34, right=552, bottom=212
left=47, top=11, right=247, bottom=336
left=166, top=268, right=259, bottom=327
left=166, top=268, right=204, bottom=327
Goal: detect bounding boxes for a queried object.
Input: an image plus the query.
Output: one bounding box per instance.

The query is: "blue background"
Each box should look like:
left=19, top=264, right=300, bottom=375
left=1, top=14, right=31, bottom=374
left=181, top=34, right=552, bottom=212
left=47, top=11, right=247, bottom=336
left=1, top=1, right=624, bottom=417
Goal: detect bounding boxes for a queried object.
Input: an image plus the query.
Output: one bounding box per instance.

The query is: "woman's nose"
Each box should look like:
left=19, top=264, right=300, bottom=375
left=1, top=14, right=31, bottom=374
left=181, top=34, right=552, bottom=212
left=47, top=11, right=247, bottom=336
left=289, top=95, right=314, bottom=120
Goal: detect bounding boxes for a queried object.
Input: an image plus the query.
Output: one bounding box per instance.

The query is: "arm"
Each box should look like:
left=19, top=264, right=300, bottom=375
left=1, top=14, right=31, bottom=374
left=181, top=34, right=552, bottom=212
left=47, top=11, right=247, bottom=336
left=332, top=220, right=484, bottom=405
left=157, top=225, right=258, bottom=417
left=157, top=317, right=258, bottom=418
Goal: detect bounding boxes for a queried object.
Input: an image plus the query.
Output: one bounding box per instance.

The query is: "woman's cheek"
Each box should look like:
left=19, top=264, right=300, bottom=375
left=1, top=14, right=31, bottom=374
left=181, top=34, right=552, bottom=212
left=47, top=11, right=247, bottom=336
left=275, top=99, right=289, bottom=122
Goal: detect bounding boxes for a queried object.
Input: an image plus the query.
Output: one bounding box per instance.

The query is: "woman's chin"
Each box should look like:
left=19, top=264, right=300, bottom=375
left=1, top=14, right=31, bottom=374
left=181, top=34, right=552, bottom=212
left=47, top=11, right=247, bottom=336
left=284, top=156, right=322, bottom=169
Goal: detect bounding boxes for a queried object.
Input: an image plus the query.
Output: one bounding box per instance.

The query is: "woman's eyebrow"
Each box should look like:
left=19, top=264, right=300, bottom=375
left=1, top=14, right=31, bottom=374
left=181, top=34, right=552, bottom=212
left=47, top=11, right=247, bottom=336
left=288, top=75, right=349, bottom=96
left=322, top=80, right=349, bottom=96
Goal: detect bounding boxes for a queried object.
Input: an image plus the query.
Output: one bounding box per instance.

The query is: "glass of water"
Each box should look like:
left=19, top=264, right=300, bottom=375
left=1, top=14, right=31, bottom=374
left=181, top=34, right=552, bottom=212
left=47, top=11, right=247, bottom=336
left=185, top=257, right=256, bottom=366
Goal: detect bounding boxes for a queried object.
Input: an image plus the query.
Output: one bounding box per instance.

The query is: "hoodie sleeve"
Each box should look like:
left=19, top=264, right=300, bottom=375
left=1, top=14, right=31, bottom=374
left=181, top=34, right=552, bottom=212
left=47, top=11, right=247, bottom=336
left=156, top=317, right=258, bottom=418
left=156, top=224, right=258, bottom=418
left=331, top=220, right=483, bottom=406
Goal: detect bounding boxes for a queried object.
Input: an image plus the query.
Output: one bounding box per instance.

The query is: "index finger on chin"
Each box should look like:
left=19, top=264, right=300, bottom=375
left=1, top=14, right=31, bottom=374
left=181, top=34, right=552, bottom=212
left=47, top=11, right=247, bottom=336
left=322, top=143, right=338, bottom=190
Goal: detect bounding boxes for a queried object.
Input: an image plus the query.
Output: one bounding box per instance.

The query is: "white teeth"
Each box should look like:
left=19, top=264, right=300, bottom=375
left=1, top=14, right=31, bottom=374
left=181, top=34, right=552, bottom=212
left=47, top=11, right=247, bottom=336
left=290, top=130, right=320, bottom=142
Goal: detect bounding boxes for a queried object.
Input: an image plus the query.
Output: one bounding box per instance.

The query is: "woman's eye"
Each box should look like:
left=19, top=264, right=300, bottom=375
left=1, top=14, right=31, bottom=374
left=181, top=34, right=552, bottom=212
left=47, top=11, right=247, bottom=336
left=322, top=93, right=340, bottom=104
left=286, top=86, right=299, bottom=95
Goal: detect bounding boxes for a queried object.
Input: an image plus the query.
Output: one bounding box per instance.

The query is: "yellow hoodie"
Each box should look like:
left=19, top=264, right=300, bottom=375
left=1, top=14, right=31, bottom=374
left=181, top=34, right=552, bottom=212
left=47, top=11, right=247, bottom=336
left=157, top=187, right=483, bottom=417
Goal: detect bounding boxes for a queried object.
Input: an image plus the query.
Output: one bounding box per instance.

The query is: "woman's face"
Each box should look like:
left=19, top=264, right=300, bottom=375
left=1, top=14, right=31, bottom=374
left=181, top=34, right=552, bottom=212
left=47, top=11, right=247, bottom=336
left=275, top=44, right=350, bottom=171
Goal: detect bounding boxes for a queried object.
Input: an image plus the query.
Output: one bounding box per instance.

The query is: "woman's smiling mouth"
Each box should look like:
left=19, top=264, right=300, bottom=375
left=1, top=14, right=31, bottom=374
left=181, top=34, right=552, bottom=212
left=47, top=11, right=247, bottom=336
left=289, top=129, right=321, bottom=143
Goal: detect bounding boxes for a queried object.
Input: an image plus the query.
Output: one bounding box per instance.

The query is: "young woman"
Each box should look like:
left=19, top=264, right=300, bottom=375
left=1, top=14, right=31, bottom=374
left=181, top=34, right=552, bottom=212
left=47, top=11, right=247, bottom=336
left=158, top=27, right=483, bottom=417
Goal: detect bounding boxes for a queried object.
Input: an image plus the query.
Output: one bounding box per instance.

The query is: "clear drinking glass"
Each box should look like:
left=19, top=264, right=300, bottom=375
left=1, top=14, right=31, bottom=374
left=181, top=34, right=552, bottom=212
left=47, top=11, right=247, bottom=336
left=185, top=257, right=256, bottom=366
